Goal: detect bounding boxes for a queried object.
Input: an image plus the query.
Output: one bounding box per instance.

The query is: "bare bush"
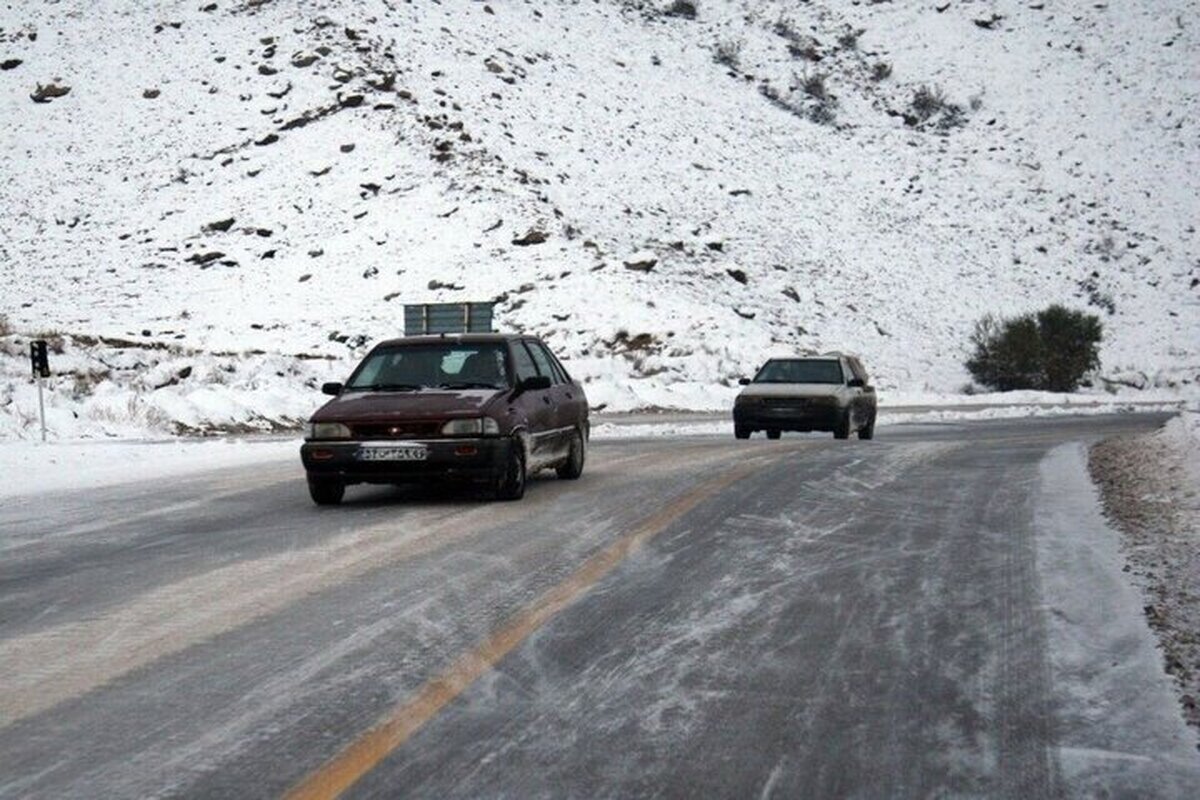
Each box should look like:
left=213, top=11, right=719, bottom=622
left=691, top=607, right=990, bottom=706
left=759, top=78, right=837, bottom=126
left=663, top=0, right=697, bottom=19
left=837, top=27, right=862, bottom=49
left=72, top=368, right=111, bottom=400
left=911, top=85, right=946, bottom=120
left=807, top=102, right=837, bottom=125
left=799, top=71, right=828, bottom=99
left=772, top=15, right=801, bottom=42
left=910, top=84, right=966, bottom=130
left=32, top=330, right=66, bottom=353
left=713, top=38, right=742, bottom=69
left=787, top=38, right=822, bottom=61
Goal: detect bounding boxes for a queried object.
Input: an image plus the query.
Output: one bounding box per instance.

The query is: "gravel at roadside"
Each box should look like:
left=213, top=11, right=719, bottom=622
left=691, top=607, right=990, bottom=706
left=1090, top=411, right=1200, bottom=735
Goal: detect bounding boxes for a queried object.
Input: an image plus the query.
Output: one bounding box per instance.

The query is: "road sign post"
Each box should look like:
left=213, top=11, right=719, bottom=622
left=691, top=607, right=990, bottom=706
left=30, top=340, right=49, bottom=442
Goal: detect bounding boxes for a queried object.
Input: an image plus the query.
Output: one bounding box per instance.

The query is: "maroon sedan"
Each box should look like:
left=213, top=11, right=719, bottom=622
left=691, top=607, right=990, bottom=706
left=300, top=334, right=588, bottom=504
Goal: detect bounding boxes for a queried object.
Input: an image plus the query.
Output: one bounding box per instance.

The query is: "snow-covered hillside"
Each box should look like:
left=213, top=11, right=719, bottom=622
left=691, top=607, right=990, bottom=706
left=1, top=0, right=1197, bottom=437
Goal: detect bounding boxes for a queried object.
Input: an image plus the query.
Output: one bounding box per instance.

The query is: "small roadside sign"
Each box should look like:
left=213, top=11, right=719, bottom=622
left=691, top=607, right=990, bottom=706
left=30, top=339, right=49, bottom=441
left=31, top=340, right=50, bottom=378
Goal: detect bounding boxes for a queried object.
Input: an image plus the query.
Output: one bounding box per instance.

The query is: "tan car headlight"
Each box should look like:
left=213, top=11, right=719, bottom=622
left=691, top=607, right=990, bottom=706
left=307, top=422, right=352, bottom=440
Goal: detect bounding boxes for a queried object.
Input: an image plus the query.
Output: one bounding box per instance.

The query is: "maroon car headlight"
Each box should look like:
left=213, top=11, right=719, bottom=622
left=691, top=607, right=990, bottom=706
left=440, top=417, right=500, bottom=436
left=307, top=422, right=352, bottom=440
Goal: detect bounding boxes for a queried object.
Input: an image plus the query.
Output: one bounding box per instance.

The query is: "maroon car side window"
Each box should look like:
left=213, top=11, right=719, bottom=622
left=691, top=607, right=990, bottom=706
left=531, top=341, right=570, bottom=384
left=511, top=342, right=538, bottom=382
left=525, top=341, right=559, bottom=384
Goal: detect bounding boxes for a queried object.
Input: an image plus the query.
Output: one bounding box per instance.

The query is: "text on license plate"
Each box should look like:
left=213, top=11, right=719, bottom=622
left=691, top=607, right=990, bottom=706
left=357, top=446, right=428, bottom=462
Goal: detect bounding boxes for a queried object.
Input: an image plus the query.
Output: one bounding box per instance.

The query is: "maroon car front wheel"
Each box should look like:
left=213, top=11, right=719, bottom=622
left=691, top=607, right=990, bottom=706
left=495, top=440, right=526, bottom=501
left=308, top=477, right=345, bottom=506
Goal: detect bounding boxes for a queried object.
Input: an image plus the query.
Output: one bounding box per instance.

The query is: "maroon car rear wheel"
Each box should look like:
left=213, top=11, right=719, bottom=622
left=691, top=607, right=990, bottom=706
left=557, top=430, right=585, bottom=480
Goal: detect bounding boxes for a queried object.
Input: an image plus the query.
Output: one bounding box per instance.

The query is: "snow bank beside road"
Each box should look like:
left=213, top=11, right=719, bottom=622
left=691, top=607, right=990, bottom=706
left=0, top=438, right=300, bottom=500
left=2, top=329, right=1186, bottom=442
left=1089, top=408, right=1200, bottom=735
left=591, top=402, right=1181, bottom=440
left=1036, top=443, right=1200, bottom=791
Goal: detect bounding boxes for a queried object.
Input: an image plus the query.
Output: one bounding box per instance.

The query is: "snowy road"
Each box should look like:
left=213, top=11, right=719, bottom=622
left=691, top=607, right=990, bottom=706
left=1, top=415, right=1197, bottom=798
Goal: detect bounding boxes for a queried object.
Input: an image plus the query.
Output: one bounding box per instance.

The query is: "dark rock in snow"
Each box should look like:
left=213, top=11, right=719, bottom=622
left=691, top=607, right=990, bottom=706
left=624, top=257, right=657, bottom=272
left=255, top=133, right=279, bottom=146
left=367, top=72, right=396, bottom=91
left=143, top=88, right=161, bottom=99
left=512, top=229, right=548, bottom=246
left=428, top=279, right=464, bottom=291
left=203, top=217, right=236, bottom=233
left=1, top=59, right=23, bottom=71
left=291, top=52, right=320, bottom=68
left=340, top=143, right=356, bottom=153
left=339, top=93, right=364, bottom=108
left=31, top=83, right=71, bottom=103
left=298, top=273, right=312, bottom=282
left=187, top=251, right=225, bottom=266
left=726, top=268, right=748, bottom=284
left=258, top=64, right=278, bottom=76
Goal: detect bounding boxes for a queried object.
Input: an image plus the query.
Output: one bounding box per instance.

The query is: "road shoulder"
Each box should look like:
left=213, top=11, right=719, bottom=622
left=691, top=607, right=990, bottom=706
left=1036, top=442, right=1200, bottom=796
left=1089, top=412, right=1200, bottom=734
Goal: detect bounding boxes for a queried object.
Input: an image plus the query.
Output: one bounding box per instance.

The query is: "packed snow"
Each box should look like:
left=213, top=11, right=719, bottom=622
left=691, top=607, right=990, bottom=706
left=1, top=0, right=1198, bottom=441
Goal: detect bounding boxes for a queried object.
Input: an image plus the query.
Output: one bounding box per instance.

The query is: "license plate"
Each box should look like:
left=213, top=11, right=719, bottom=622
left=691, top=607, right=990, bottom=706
left=357, top=445, right=428, bottom=462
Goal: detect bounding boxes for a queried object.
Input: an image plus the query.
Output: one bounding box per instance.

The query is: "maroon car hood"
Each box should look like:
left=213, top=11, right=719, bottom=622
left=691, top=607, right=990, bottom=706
left=311, top=388, right=504, bottom=422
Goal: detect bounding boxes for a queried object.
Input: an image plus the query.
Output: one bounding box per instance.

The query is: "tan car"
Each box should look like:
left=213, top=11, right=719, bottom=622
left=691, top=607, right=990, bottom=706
left=733, top=354, right=877, bottom=440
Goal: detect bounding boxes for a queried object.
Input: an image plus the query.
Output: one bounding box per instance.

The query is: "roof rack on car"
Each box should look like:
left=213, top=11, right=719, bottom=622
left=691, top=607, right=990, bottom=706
left=404, top=302, right=495, bottom=335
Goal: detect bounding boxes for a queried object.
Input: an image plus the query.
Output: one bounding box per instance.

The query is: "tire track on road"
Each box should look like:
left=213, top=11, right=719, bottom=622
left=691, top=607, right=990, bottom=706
left=0, top=441, right=786, bottom=728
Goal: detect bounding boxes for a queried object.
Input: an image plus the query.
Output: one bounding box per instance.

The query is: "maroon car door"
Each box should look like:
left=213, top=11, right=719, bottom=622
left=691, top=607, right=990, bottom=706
left=530, top=339, right=585, bottom=437
left=509, top=340, right=557, bottom=467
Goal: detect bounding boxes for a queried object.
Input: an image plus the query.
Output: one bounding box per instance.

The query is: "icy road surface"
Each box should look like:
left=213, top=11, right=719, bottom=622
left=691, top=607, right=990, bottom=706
left=1, top=415, right=1197, bottom=798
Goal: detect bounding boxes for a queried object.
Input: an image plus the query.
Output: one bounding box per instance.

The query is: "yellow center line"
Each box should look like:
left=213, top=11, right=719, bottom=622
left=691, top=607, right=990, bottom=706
left=283, top=460, right=765, bottom=800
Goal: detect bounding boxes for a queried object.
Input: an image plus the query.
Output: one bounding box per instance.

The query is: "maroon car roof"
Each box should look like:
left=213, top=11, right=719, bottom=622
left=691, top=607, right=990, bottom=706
left=371, top=333, right=526, bottom=348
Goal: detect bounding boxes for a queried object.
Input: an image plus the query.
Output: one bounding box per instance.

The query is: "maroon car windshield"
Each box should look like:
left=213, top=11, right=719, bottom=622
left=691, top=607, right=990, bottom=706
left=345, top=344, right=510, bottom=390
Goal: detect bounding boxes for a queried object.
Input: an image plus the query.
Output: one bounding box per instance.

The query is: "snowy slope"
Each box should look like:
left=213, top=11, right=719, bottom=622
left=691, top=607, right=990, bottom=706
left=1, top=0, right=1197, bottom=438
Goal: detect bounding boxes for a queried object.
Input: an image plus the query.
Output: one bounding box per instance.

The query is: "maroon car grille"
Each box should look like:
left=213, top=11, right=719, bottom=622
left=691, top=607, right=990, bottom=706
left=352, top=421, right=443, bottom=439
